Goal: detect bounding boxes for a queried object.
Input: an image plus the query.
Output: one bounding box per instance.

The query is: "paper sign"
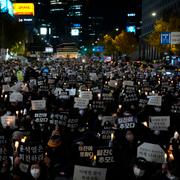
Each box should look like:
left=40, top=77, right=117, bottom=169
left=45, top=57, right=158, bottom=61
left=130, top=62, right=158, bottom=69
left=137, top=142, right=165, bottom=163
left=108, top=80, right=118, bottom=88
left=10, top=82, right=23, bottom=92
left=80, top=91, right=93, bottom=100
left=53, top=88, right=63, bottom=97
left=147, top=96, right=162, bottom=106
left=149, top=116, right=170, bottom=131
left=31, top=100, right=46, bottom=110
left=89, top=73, right=98, bottom=81
left=2, top=85, right=11, bottom=92
left=10, top=92, right=23, bottom=102
left=123, top=81, right=134, bottom=88
left=4, top=77, right=11, bottom=83
left=74, top=98, right=89, bottom=109
left=73, top=165, right=107, bottom=180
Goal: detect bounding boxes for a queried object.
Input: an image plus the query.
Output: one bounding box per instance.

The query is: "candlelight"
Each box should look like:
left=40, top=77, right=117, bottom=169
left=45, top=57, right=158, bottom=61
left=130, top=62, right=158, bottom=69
left=158, top=81, right=161, bottom=84
left=145, top=92, right=148, bottom=96
left=97, top=93, right=101, bottom=99
left=152, top=90, right=155, bottom=94
left=93, top=155, right=96, bottom=161
left=142, top=121, right=148, bottom=127
left=4, top=94, right=7, bottom=99
left=15, top=141, right=19, bottom=151
left=174, top=131, right=179, bottom=140
left=111, top=133, right=114, bottom=141
left=169, top=152, right=174, bottom=161
left=16, top=111, right=19, bottom=116
left=138, top=89, right=141, bottom=93
left=115, top=82, right=118, bottom=86
left=21, top=136, right=27, bottom=143
left=164, top=153, right=167, bottom=163
left=119, top=105, right=122, bottom=109
left=20, top=110, right=23, bottom=114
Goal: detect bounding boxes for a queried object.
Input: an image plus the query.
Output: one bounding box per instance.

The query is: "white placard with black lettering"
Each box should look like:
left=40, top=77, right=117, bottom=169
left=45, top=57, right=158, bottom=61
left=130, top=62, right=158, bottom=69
left=59, top=91, right=70, bottom=100
left=123, top=80, right=134, bottom=88
left=147, top=96, right=162, bottom=106
left=74, top=98, right=89, bottom=109
left=73, top=165, right=107, bottom=180
left=2, top=85, right=11, bottom=92
left=116, top=116, right=136, bottom=129
left=80, top=91, right=93, bottom=100
left=31, top=100, right=46, bottom=110
left=149, top=116, right=170, bottom=131
left=137, top=142, right=165, bottom=163
left=10, top=92, right=23, bottom=102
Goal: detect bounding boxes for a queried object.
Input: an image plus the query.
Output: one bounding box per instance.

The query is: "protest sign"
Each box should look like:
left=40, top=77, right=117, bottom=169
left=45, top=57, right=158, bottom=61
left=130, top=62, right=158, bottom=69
left=34, top=112, right=49, bottom=123
left=31, top=100, right=46, bottom=110
left=137, top=142, right=165, bottom=163
left=10, top=92, right=23, bottom=102
left=80, top=91, right=93, bottom=100
left=123, top=80, right=134, bottom=88
left=116, top=116, right=136, bottom=129
left=19, top=142, right=44, bottom=163
left=147, top=96, right=162, bottom=106
left=2, top=85, right=11, bottom=92
left=78, top=145, right=94, bottom=158
left=74, top=98, right=89, bottom=109
left=149, top=116, right=170, bottom=131
left=50, top=111, right=69, bottom=127
left=108, top=80, right=118, bottom=88
left=96, top=147, right=114, bottom=165
left=73, top=165, right=107, bottom=180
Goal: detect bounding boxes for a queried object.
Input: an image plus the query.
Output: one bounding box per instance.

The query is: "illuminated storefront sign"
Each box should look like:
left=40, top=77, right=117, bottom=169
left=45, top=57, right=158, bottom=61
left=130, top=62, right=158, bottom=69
left=13, top=3, right=35, bottom=16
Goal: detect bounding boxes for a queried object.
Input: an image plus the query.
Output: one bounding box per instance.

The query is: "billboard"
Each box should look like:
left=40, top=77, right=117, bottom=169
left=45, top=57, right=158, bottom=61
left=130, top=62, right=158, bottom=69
left=0, top=0, right=13, bottom=16
left=126, top=26, right=136, bottom=33
left=13, top=3, right=35, bottom=16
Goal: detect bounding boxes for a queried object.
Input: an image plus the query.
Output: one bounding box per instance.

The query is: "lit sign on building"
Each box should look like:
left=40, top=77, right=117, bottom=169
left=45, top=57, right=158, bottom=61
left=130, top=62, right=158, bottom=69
left=126, top=26, right=136, bottom=33
left=40, top=27, right=47, bottom=35
left=13, top=3, right=35, bottom=16
left=127, top=13, right=136, bottom=17
left=0, top=0, right=13, bottom=16
left=71, top=28, right=79, bottom=36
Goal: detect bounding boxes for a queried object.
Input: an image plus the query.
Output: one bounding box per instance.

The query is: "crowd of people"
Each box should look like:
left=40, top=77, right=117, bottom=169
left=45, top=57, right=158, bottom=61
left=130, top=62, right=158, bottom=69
left=0, top=58, right=180, bottom=180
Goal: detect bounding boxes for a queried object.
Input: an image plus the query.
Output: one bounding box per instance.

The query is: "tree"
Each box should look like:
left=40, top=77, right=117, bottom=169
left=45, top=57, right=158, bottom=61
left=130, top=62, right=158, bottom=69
left=147, top=17, right=180, bottom=54
left=103, top=34, right=116, bottom=56
left=114, top=30, right=138, bottom=55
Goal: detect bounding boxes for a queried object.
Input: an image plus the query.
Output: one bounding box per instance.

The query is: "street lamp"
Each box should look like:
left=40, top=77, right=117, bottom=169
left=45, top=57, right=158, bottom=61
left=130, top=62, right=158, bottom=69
left=152, top=12, right=157, bottom=17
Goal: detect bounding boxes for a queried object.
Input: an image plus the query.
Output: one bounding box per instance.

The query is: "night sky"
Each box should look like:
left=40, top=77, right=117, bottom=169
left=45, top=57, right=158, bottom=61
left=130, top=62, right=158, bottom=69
left=88, top=0, right=138, bottom=32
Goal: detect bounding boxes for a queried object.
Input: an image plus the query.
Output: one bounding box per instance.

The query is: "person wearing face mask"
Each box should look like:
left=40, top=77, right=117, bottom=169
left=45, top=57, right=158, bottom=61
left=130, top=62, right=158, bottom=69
left=30, top=164, right=41, bottom=180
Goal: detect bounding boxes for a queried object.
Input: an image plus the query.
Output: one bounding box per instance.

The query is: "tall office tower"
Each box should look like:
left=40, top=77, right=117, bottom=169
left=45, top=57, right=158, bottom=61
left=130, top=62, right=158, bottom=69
left=142, top=0, right=180, bottom=36
left=125, top=0, right=142, bottom=37
left=49, top=0, right=87, bottom=46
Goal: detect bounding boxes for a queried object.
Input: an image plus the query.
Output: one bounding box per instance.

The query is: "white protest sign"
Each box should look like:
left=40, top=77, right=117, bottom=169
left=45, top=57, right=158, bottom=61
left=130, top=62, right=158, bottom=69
left=29, top=79, right=37, bottom=88
left=80, top=91, right=93, bottom=100
left=137, top=142, right=165, bottom=163
left=101, top=116, right=115, bottom=126
left=31, top=100, right=46, bottom=110
left=66, top=88, right=76, bottom=96
left=4, top=77, right=11, bottom=83
left=149, top=116, right=170, bottom=131
left=1, top=115, right=16, bottom=129
left=10, top=92, right=23, bottom=102
left=108, top=80, right=118, bottom=88
left=73, top=165, right=107, bottom=180
left=2, top=85, right=11, bottom=92
left=74, top=98, right=89, bottom=109
left=147, top=96, right=162, bottom=106
left=123, top=81, right=134, bottom=88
